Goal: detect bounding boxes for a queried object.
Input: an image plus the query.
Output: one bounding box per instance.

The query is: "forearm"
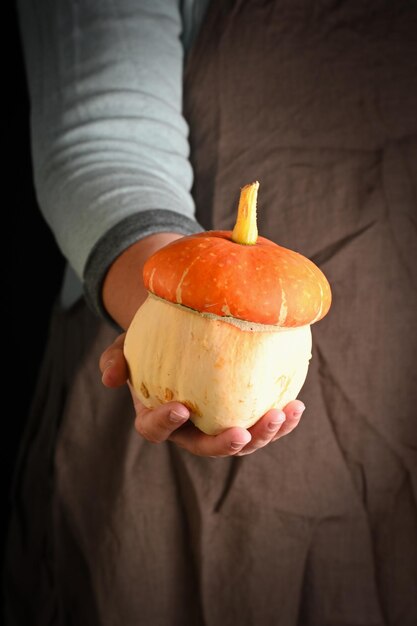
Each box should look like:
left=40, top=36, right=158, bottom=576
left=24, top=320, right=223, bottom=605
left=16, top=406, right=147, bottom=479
left=102, top=232, right=183, bottom=330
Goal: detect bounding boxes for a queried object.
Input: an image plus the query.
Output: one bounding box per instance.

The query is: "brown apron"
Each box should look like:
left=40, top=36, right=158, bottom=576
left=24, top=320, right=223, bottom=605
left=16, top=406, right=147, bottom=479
left=6, top=1, right=417, bottom=625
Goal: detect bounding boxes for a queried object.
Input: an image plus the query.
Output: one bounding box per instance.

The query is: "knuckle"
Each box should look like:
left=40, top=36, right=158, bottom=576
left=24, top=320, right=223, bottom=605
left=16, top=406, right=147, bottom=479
left=99, top=352, right=111, bottom=370
left=236, top=435, right=271, bottom=454
left=287, top=416, right=301, bottom=430
left=189, top=440, right=203, bottom=457
left=252, top=438, right=270, bottom=450
left=285, top=416, right=300, bottom=430
left=135, top=421, right=160, bottom=444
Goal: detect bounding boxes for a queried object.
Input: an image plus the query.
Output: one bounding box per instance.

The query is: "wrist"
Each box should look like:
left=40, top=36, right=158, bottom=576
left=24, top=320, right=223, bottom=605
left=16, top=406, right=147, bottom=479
left=102, top=232, right=182, bottom=330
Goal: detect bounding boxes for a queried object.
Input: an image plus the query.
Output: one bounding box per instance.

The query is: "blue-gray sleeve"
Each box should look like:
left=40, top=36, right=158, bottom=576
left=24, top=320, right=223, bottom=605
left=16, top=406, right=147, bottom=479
left=17, top=0, right=202, bottom=315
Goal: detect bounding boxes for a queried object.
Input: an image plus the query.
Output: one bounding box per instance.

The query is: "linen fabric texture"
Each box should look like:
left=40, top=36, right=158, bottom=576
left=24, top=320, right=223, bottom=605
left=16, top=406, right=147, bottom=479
left=6, top=1, right=417, bottom=625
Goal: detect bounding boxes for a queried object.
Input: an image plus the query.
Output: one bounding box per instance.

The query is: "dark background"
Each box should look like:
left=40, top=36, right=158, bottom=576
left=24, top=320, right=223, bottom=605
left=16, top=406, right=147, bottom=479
left=4, top=4, right=65, bottom=563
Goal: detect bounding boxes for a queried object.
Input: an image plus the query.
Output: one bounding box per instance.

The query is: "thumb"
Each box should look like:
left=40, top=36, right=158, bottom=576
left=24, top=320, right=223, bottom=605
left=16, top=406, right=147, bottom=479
left=99, top=333, right=129, bottom=388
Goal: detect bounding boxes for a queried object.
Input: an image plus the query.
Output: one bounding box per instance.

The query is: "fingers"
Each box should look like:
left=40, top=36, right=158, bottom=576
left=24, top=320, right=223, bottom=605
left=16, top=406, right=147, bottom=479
left=235, top=409, right=286, bottom=456
left=132, top=386, right=253, bottom=455
left=167, top=401, right=305, bottom=459
left=130, top=383, right=305, bottom=455
left=271, top=400, right=306, bottom=441
left=105, top=345, right=306, bottom=457
left=99, top=333, right=129, bottom=387
left=235, top=401, right=306, bottom=455
left=169, top=424, right=252, bottom=457
left=133, top=396, right=191, bottom=444
left=132, top=398, right=305, bottom=456
left=99, top=333, right=306, bottom=455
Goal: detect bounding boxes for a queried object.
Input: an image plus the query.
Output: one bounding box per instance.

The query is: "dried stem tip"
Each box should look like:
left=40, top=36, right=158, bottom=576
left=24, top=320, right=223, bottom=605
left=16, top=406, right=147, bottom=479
left=231, top=181, right=259, bottom=245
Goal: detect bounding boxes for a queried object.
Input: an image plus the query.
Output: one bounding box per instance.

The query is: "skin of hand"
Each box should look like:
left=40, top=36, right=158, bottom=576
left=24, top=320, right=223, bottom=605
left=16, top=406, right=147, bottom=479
left=101, top=233, right=306, bottom=457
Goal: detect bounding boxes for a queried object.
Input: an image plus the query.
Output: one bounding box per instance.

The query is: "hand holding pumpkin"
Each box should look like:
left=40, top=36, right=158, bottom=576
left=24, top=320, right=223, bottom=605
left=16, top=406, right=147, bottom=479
left=101, top=181, right=329, bottom=454
left=100, top=333, right=306, bottom=456
left=124, top=182, right=331, bottom=435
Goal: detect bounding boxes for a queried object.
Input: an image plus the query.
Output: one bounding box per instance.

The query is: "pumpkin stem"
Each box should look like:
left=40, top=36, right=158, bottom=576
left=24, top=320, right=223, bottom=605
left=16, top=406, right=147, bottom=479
left=231, top=181, right=259, bottom=245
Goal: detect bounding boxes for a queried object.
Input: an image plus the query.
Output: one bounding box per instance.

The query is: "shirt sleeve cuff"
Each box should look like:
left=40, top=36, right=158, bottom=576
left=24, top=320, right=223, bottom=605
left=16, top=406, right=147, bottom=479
left=83, top=209, right=203, bottom=327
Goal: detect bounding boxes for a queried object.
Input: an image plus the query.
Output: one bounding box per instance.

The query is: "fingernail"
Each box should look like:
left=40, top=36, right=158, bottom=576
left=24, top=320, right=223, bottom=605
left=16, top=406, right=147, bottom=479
left=266, top=410, right=286, bottom=431
left=169, top=410, right=189, bottom=423
left=101, top=361, right=114, bottom=384
left=293, top=404, right=306, bottom=418
left=230, top=441, right=246, bottom=450
left=268, top=418, right=286, bottom=431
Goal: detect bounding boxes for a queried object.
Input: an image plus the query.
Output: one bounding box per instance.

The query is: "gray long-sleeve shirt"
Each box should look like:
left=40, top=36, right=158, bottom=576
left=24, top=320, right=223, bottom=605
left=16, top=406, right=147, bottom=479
left=17, top=0, right=209, bottom=318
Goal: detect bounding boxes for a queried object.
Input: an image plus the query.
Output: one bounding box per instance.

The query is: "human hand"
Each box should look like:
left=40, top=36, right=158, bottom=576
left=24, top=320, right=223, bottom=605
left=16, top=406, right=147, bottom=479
left=100, top=333, right=306, bottom=457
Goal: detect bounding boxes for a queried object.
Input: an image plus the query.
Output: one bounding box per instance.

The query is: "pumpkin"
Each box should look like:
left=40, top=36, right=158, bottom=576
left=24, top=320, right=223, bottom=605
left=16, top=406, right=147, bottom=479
left=124, top=182, right=331, bottom=435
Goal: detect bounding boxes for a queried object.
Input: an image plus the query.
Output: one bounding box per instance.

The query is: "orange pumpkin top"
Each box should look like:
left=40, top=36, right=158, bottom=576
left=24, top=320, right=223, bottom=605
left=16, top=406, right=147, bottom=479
left=143, top=231, right=331, bottom=327
left=143, top=182, right=331, bottom=327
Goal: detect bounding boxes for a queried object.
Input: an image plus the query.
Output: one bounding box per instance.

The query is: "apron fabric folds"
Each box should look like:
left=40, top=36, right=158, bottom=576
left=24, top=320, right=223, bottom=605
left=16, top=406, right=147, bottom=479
left=5, top=1, right=417, bottom=624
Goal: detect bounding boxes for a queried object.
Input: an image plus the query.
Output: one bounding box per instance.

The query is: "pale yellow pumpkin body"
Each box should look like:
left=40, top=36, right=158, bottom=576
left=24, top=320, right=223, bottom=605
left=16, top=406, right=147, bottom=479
left=124, top=293, right=312, bottom=435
